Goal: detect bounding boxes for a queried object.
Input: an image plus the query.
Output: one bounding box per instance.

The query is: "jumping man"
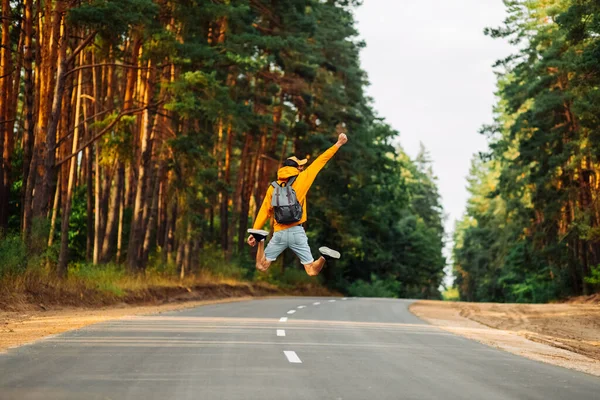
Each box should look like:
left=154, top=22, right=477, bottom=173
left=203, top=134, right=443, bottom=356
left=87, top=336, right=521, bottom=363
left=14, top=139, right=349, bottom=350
left=247, top=133, right=348, bottom=276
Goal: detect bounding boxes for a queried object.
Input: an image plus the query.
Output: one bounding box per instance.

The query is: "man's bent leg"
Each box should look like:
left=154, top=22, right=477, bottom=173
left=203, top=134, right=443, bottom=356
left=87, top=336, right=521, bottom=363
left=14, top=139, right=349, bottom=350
left=255, top=240, right=272, bottom=272
left=302, top=246, right=341, bottom=276
left=303, top=256, right=326, bottom=276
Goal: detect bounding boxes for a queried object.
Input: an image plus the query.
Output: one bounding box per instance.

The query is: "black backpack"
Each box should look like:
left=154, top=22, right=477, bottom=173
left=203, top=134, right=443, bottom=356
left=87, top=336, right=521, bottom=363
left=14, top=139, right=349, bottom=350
left=271, top=175, right=303, bottom=224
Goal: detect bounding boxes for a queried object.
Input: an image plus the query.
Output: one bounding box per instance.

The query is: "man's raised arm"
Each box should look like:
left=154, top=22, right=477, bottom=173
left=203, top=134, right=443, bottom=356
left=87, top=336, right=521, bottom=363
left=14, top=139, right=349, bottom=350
left=303, top=133, right=348, bottom=182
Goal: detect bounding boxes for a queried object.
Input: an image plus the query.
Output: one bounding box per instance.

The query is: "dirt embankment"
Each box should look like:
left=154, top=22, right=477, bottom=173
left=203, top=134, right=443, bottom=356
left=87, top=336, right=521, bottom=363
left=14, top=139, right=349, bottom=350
left=410, top=300, right=600, bottom=376
left=1, top=282, right=279, bottom=311
left=0, top=282, right=336, bottom=353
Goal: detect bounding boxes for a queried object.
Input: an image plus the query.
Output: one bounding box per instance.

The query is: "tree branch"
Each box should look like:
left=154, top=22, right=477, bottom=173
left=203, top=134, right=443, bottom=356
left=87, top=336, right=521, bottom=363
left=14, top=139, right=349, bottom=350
left=66, top=31, right=97, bottom=65
left=55, top=103, right=162, bottom=167
left=65, top=62, right=152, bottom=79
left=53, top=107, right=116, bottom=150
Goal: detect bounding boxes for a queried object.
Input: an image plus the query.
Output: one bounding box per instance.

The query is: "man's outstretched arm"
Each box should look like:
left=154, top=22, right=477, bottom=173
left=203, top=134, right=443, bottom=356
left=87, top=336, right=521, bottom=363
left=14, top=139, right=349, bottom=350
left=303, top=133, right=348, bottom=184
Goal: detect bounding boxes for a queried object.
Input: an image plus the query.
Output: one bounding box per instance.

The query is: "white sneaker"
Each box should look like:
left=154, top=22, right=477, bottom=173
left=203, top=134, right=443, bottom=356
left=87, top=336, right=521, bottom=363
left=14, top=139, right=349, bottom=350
left=248, top=229, right=269, bottom=242
left=319, top=246, right=341, bottom=259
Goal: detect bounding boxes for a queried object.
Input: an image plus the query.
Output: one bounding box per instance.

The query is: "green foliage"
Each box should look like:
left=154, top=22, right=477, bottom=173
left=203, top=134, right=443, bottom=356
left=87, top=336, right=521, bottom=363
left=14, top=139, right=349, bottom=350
left=254, top=262, right=315, bottom=289
left=507, top=277, right=558, bottom=304
left=67, top=186, right=89, bottom=262
left=0, top=223, right=58, bottom=280
left=584, top=265, right=600, bottom=286
left=454, top=0, right=600, bottom=302
left=69, top=263, right=126, bottom=297
left=68, top=0, right=159, bottom=40
left=442, top=287, right=460, bottom=301
left=0, top=234, right=28, bottom=278
left=197, top=245, right=248, bottom=281
left=347, top=274, right=401, bottom=298
left=278, top=268, right=315, bottom=287
left=146, top=251, right=179, bottom=277
left=29, top=217, right=52, bottom=256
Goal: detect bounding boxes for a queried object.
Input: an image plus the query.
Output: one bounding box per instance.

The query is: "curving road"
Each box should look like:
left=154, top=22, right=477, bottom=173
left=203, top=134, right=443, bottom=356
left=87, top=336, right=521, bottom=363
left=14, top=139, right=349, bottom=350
left=1, top=297, right=599, bottom=399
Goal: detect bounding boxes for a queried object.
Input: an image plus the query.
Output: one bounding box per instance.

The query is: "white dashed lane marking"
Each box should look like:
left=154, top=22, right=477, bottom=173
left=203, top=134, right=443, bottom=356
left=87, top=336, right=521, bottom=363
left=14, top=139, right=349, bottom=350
left=284, top=351, right=302, bottom=363
left=280, top=299, right=346, bottom=365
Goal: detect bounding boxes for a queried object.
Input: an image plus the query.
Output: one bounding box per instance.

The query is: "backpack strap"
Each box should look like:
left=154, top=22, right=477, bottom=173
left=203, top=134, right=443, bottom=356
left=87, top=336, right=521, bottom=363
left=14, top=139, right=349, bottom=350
left=270, top=181, right=280, bottom=207
left=271, top=175, right=298, bottom=189
left=286, top=175, right=298, bottom=187
left=283, top=175, right=298, bottom=205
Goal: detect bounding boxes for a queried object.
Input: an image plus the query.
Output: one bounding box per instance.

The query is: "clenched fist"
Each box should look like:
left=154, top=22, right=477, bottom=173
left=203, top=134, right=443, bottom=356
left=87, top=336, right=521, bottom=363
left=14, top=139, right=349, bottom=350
left=336, top=133, right=348, bottom=147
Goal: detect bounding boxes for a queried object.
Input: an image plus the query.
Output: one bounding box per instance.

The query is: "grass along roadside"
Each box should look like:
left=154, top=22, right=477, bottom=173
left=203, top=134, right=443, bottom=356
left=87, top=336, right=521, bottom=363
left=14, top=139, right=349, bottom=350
left=3, top=265, right=256, bottom=310
left=1, top=257, right=336, bottom=311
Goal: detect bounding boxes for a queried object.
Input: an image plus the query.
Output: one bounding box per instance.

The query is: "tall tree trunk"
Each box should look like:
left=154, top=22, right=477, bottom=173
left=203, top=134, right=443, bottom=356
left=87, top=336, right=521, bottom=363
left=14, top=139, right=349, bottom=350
left=116, top=166, right=126, bottom=264
left=157, top=173, right=167, bottom=250
left=141, top=163, right=163, bottom=267
left=0, top=0, right=10, bottom=228
left=32, top=0, right=63, bottom=220
left=96, top=59, right=111, bottom=257
left=45, top=7, right=70, bottom=225
left=214, top=118, right=224, bottom=247
left=139, top=110, right=159, bottom=239
left=91, top=56, right=102, bottom=264
left=59, top=76, right=76, bottom=220
left=236, top=134, right=252, bottom=252
left=58, top=53, right=84, bottom=276
left=93, top=142, right=101, bottom=263
left=183, top=222, right=192, bottom=276
left=177, top=216, right=186, bottom=279
left=21, top=0, right=35, bottom=233
left=164, top=199, right=177, bottom=265
left=254, top=129, right=270, bottom=211
left=23, top=0, right=48, bottom=237
left=47, top=178, right=60, bottom=247
left=3, top=11, right=21, bottom=229
left=128, top=60, right=154, bottom=272
left=101, top=162, right=124, bottom=262
left=238, top=134, right=263, bottom=253
left=86, top=144, right=94, bottom=260
left=221, top=123, right=233, bottom=256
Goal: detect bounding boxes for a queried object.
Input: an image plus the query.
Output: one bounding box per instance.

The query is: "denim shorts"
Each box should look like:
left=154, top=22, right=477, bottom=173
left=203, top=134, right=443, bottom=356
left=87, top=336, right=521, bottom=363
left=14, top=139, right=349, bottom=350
left=264, top=225, right=314, bottom=265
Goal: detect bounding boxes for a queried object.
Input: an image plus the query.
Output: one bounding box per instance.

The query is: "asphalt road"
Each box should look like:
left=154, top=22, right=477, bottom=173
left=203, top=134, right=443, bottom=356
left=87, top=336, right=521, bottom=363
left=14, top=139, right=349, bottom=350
left=1, top=297, right=599, bottom=399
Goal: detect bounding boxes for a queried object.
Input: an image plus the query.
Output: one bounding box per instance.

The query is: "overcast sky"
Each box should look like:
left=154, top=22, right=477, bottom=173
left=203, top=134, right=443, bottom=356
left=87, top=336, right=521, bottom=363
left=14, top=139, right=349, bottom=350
left=354, top=0, right=513, bottom=261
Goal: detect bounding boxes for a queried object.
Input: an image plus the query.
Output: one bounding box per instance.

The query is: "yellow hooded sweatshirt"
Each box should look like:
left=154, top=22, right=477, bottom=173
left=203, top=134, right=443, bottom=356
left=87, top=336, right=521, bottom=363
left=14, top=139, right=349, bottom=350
left=252, top=144, right=340, bottom=232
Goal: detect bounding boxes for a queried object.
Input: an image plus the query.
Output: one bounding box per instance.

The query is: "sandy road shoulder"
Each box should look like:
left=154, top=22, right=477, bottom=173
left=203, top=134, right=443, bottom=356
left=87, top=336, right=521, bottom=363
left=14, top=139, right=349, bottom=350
left=409, top=300, right=600, bottom=377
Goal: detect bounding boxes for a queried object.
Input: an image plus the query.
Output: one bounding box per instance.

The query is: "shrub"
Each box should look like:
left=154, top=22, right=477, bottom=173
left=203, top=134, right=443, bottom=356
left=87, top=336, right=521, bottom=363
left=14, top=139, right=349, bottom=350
left=69, top=262, right=126, bottom=297
left=584, top=265, right=600, bottom=286
left=197, top=245, right=247, bottom=281
left=347, top=274, right=400, bottom=298
left=0, top=234, right=28, bottom=278
left=442, top=286, right=460, bottom=301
